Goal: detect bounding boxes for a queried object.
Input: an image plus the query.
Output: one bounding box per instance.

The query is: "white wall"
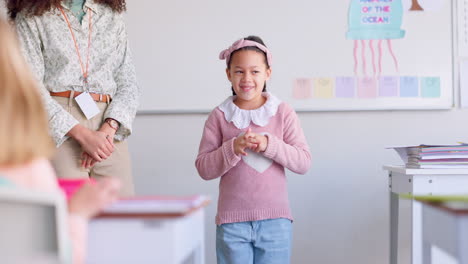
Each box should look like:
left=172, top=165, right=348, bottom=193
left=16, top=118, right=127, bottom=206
left=129, top=109, right=468, bottom=264
left=1, top=2, right=462, bottom=263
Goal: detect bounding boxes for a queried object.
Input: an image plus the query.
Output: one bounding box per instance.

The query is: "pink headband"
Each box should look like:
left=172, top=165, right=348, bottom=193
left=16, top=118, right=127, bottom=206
left=219, top=38, right=272, bottom=67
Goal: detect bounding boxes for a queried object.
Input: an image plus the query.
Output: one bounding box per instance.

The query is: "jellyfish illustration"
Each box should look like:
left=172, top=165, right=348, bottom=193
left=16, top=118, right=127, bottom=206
left=347, top=0, right=405, bottom=77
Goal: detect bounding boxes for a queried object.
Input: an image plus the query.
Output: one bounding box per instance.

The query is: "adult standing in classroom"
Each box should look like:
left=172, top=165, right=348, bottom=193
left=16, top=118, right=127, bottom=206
left=6, top=0, right=140, bottom=195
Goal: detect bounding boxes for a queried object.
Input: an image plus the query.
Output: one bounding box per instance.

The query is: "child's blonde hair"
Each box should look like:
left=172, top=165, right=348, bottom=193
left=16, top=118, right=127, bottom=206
left=0, top=19, right=54, bottom=166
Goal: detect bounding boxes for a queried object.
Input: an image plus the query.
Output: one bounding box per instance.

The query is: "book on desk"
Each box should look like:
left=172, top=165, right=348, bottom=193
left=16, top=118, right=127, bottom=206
left=388, top=144, right=468, bottom=169
left=97, top=194, right=210, bottom=218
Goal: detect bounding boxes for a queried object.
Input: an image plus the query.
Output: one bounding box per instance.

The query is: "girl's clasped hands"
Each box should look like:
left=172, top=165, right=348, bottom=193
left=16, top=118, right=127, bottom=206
left=234, top=128, right=268, bottom=156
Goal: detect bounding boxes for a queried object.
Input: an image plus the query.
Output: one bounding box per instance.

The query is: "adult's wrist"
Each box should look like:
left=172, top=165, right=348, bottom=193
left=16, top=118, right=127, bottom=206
left=67, top=124, right=88, bottom=143
left=104, top=118, right=120, bottom=131
left=100, top=123, right=116, bottom=137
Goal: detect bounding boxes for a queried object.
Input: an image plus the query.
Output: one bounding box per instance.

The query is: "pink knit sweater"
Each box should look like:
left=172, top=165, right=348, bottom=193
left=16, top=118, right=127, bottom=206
left=195, top=98, right=311, bottom=225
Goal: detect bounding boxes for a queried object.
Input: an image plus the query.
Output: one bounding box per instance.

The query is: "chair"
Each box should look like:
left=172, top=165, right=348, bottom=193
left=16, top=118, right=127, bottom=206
left=0, top=187, right=69, bottom=264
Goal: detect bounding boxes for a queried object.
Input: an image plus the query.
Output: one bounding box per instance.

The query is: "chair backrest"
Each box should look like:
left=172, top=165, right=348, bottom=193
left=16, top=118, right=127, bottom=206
left=0, top=187, right=68, bottom=264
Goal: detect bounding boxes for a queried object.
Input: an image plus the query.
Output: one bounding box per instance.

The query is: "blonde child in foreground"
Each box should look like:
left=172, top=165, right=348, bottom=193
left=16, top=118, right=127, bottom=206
left=0, top=19, right=121, bottom=264
left=195, top=36, right=311, bottom=264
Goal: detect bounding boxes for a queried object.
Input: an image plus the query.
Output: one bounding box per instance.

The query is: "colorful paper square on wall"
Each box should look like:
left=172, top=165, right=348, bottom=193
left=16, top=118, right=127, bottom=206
left=421, top=77, right=441, bottom=98
left=400, top=76, right=419, bottom=97
left=313, top=78, right=334, bottom=98
left=357, top=77, right=377, bottom=98
left=335, top=77, right=355, bottom=98
left=293, top=78, right=313, bottom=99
left=379, top=76, right=398, bottom=97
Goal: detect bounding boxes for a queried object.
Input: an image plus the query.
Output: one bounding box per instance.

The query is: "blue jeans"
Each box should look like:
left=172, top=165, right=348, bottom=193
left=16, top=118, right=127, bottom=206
left=216, top=218, right=292, bottom=264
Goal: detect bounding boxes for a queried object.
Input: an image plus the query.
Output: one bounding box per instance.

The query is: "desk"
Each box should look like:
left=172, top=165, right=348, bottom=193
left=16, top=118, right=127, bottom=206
left=421, top=201, right=468, bottom=264
left=86, top=196, right=209, bottom=264
left=384, top=166, right=468, bottom=264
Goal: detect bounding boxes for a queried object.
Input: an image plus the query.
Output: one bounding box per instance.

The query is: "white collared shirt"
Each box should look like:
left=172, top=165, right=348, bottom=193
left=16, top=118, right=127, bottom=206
left=218, top=92, right=282, bottom=129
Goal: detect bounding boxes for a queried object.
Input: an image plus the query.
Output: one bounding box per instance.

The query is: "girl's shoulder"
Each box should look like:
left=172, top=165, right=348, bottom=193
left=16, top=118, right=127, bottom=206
left=276, top=101, right=296, bottom=116
left=203, top=105, right=226, bottom=126
left=275, top=102, right=302, bottom=126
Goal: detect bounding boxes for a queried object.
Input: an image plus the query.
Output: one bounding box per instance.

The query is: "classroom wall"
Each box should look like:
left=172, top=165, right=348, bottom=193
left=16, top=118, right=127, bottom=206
left=1, top=3, right=462, bottom=263
left=130, top=109, right=468, bottom=264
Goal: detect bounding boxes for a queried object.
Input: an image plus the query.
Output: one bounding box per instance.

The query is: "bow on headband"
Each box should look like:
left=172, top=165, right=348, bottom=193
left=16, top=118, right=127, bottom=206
left=219, top=39, right=273, bottom=67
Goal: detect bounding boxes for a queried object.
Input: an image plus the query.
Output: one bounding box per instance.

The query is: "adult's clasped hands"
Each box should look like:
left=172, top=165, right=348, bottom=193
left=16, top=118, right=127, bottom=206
left=79, top=125, right=116, bottom=169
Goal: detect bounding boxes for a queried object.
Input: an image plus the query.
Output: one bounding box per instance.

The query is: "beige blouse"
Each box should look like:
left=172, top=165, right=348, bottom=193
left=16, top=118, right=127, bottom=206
left=15, top=1, right=140, bottom=146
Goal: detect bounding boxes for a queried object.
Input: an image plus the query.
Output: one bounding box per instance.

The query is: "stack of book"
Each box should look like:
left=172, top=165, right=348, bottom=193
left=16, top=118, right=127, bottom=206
left=389, top=144, right=468, bottom=169
left=419, top=145, right=468, bottom=168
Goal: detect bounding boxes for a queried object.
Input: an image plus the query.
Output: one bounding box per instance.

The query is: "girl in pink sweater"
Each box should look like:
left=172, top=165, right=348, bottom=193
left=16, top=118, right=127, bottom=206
left=195, top=36, right=311, bottom=264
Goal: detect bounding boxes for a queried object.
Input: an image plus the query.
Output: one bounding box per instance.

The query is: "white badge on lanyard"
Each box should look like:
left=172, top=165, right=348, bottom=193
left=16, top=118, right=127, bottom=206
left=75, top=92, right=100, bottom=120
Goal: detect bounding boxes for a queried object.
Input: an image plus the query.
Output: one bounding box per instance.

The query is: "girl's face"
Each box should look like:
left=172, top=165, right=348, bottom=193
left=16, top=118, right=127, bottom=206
left=226, top=49, right=271, bottom=110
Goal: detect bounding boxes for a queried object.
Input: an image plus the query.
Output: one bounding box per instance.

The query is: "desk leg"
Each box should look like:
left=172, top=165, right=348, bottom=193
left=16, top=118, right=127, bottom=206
left=390, top=192, right=399, bottom=264
left=459, top=223, right=468, bottom=264
left=460, top=246, right=468, bottom=264
left=193, top=244, right=204, bottom=264
left=411, top=200, right=422, bottom=264
left=193, top=209, right=205, bottom=264
left=422, top=241, right=432, bottom=264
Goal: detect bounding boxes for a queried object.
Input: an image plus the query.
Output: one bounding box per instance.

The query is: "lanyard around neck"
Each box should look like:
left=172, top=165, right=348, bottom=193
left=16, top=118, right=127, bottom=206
left=59, top=6, right=93, bottom=87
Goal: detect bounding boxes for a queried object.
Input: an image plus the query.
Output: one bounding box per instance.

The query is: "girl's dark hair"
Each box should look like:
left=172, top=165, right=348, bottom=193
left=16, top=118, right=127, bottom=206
left=229, top=35, right=269, bottom=96
left=7, top=0, right=126, bottom=20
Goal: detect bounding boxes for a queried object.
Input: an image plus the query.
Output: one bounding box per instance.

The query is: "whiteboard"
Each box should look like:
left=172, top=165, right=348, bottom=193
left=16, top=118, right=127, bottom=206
left=126, top=0, right=454, bottom=113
